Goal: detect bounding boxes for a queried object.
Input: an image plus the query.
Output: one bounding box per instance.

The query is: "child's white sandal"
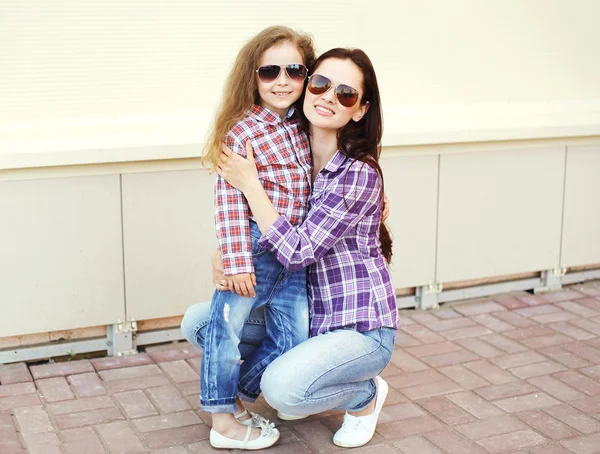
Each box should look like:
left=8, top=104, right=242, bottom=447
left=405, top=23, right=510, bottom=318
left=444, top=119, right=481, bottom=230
left=210, top=420, right=280, bottom=450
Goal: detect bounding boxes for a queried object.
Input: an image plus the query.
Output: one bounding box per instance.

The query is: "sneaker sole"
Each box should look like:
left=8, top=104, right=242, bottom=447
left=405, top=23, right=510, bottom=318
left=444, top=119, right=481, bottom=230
left=277, top=413, right=309, bottom=421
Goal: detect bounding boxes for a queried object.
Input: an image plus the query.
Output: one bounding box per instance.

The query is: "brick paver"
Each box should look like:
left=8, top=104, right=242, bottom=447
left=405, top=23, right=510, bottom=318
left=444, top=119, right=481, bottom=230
left=91, top=352, right=155, bottom=371
left=36, top=376, right=75, bottom=402
left=1, top=281, right=600, bottom=452
left=0, top=363, right=33, bottom=385
left=30, top=360, right=94, bottom=380
left=0, top=382, right=36, bottom=399
left=67, top=372, right=107, bottom=397
left=61, top=426, right=105, bottom=454
left=114, top=389, right=159, bottom=418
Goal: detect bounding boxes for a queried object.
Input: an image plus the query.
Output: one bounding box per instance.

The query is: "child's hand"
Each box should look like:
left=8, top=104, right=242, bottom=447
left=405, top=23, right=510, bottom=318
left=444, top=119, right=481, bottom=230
left=226, top=273, right=257, bottom=298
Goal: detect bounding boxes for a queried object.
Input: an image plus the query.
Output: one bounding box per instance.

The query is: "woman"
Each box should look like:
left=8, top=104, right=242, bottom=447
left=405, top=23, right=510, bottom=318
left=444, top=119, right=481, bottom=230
left=183, top=48, right=397, bottom=448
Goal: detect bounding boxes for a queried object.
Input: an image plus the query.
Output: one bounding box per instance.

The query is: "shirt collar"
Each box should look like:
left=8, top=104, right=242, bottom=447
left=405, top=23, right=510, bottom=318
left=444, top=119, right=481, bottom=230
left=248, top=104, right=296, bottom=125
left=322, top=150, right=348, bottom=174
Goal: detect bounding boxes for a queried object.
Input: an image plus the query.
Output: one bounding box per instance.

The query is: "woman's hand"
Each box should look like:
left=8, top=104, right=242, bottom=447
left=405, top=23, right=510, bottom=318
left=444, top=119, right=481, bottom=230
left=217, top=141, right=260, bottom=194
left=212, top=249, right=229, bottom=291
left=382, top=193, right=391, bottom=222
left=218, top=140, right=286, bottom=235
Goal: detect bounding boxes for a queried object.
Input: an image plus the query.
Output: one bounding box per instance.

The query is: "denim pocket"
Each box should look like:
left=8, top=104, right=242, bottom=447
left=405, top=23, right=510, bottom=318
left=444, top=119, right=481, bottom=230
left=379, top=327, right=397, bottom=357
left=251, top=234, right=269, bottom=258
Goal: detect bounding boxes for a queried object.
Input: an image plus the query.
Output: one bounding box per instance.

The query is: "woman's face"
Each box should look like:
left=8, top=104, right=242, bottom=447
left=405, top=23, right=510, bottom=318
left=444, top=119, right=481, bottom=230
left=303, top=58, right=369, bottom=132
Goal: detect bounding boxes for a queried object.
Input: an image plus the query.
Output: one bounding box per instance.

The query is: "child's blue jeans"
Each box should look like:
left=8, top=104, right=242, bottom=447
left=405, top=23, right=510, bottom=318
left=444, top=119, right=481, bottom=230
left=192, top=221, right=308, bottom=413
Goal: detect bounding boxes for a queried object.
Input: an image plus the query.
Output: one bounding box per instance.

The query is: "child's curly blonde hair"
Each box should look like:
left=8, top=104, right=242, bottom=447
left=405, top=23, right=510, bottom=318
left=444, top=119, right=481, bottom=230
left=202, top=26, right=316, bottom=170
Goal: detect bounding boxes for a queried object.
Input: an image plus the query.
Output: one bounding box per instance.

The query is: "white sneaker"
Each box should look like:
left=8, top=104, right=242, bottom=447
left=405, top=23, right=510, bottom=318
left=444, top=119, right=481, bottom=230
left=277, top=411, right=309, bottom=421
left=333, top=376, right=389, bottom=448
left=210, top=420, right=280, bottom=450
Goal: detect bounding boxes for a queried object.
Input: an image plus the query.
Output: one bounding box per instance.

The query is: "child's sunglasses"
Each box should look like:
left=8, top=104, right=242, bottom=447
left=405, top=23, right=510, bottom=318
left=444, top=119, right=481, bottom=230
left=256, top=64, right=308, bottom=83
left=307, top=74, right=360, bottom=108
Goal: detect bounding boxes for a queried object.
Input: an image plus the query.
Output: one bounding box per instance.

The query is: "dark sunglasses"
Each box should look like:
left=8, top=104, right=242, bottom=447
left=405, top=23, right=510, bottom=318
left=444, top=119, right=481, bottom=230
left=256, top=64, right=308, bottom=83
left=307, top=74, right=360, bottom=108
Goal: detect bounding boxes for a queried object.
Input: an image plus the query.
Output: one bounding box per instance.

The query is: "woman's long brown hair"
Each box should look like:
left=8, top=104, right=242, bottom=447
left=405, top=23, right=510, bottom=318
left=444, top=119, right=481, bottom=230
left=201, top=26, right=316, bottom=170
left=300, top=48, right=393, bottom=263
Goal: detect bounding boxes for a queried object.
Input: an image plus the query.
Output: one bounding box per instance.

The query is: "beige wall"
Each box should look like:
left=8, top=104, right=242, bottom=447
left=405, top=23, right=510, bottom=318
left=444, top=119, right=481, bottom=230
left=2, top=141, right=599, bottom=338
left=1, top=0, right=600, bottom=167
left=1, top=2, right=599, bottom=339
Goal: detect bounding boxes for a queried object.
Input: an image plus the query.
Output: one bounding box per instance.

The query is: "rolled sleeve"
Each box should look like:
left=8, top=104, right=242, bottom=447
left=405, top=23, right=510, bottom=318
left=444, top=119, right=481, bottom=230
left=221, top=251, right=254, bottom=275
left=258, top=215, right=292, bottom=251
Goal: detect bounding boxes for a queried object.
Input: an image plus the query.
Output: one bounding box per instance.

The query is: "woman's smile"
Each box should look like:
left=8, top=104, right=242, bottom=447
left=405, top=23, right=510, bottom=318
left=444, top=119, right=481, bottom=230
left=314, top=104, right=335, bottom=116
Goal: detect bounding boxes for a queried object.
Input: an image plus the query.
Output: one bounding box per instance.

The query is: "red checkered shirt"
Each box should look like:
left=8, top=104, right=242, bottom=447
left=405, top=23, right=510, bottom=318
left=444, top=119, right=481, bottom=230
left=216, top=105, right=312, bottom=275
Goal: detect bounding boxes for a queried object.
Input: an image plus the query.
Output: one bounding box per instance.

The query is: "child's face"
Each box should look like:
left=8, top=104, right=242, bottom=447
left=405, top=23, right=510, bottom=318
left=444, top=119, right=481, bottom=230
left=256, top=41, right=305, bottom=118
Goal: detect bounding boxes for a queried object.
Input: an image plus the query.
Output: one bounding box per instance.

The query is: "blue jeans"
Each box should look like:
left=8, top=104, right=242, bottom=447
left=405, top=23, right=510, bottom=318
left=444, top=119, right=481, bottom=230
left=181, top=303, right=266, bottom=360
left=182, top=303, right=395, bottom=415
left=183, top=222, right=309, bottom=413
left=261, top=327, right=396, bottom=415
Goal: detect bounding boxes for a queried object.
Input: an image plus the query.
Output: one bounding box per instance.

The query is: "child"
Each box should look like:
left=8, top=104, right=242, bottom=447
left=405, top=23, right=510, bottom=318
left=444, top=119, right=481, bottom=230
left=199, top=26, right=315, bottom=450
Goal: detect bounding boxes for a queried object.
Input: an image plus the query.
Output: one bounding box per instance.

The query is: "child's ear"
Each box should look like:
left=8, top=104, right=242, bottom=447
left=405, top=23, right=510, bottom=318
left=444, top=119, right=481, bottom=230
left=352, top=101, right=370, bottom=122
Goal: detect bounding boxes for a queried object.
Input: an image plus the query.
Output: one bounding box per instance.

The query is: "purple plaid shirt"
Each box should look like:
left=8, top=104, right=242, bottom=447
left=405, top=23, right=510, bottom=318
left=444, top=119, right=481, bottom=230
left=259, top=151, right=398, bottom=337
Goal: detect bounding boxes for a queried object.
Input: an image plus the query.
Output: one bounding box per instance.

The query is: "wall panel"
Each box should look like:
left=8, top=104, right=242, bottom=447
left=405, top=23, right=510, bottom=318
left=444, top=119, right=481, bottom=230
left=382, top=152, right=438, bottom=288
left=121, top=169, right=217, bottom=321
left=0, top=175, right=124, bottom=337
left=561, top=145, right=600, bottom=267
left=437, top=148, right=564, bottom=283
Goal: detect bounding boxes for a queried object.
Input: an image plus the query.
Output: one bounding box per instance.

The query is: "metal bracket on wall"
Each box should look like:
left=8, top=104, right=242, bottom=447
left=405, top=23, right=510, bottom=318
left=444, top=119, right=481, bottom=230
left=415, top=283, right=443, bottom=310
left=107, top=320, right=138, bottom=356
left=536, top=268, right=566, bottom=293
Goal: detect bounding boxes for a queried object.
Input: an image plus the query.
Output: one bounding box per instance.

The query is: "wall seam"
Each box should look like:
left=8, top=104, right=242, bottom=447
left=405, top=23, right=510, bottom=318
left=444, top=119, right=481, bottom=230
left=433, top=154, right=442, bottom=285
left=119, top=174, right=129, bottom=321
left=558, top=146, right=569, bottom=268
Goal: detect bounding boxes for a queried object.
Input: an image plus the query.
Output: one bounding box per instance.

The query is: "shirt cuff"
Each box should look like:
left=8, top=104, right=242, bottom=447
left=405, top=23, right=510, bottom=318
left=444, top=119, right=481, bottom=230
left=222, top=252, right=254, bottom=276
left=258, top=215, right=293, bottom=252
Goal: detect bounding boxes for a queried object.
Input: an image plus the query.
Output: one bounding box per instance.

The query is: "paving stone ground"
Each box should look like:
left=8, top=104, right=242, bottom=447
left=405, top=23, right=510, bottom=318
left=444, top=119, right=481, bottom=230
left=2, top=281, right=600, bottom=453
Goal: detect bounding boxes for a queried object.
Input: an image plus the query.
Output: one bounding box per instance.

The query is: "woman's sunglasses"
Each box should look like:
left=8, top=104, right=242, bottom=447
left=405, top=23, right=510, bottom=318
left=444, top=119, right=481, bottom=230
left=256, top=64, right=308, bottom=83
left=307, top=74, right=360, bottom=108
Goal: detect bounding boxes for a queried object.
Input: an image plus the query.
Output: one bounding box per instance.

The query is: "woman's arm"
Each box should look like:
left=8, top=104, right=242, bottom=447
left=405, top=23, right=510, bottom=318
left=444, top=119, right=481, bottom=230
left=217, top=142, right=382, bottom=271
